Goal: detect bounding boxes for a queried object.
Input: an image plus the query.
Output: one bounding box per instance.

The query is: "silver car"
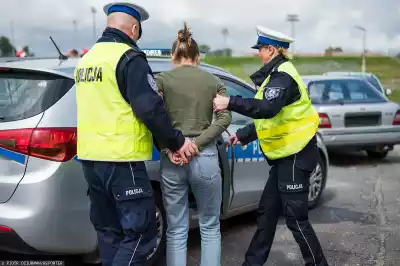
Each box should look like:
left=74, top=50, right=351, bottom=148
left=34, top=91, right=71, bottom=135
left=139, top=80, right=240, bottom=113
left=304, top=75, right=400, bottom=159
left=0, top=57, right=329, bottom=264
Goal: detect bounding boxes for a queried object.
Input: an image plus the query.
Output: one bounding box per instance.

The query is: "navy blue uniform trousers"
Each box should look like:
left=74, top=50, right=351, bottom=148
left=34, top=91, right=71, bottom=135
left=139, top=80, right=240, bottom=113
left=81, top=161, right=157, bottom=266
left=242, top=159, right=328, bottom=266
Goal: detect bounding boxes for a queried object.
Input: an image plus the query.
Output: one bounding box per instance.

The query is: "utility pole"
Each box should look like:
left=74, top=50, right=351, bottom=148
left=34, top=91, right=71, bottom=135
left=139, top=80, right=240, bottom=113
left=221, top=28, right=229, bottom=56
left=72, top=20, right=78, bottom=45
left=10, top=20, right=15, bottom=55
left=355, top=25, right=366, bottom=72
left=286, top=14, right=299, bottom=54
left=91, top=7, right=97, bottom=43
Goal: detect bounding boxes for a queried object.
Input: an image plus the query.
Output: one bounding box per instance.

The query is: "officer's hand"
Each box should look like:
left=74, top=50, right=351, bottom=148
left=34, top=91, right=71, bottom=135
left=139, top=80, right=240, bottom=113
left=229, top=134, right=239, bottom=145
left=213, top=94, right=230, bottom=112
left=184, top=138, right=200, bottom=157
left=189, top=139, right=200, bottom=155
left=177, top=138, right=198, bottom=163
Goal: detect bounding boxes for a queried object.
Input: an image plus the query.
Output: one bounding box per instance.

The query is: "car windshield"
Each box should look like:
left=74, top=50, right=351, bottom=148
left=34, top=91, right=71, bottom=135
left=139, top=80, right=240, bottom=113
left=325, top=72, right=383, bottom=93
left=308, top=79, right=387, bottom=104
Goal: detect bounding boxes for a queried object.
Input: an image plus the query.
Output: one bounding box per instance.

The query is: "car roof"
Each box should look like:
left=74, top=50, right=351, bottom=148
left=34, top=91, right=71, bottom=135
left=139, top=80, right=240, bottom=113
left=324, top=71, right=376, bottom=77
left=302, top=75, right=366, bottom=82
left=0, top=57, right=241, bottom=82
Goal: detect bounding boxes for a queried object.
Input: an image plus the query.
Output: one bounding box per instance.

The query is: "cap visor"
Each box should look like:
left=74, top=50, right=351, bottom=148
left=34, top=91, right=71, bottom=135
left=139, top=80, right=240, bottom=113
left=251, top=44, right=261, bottom=49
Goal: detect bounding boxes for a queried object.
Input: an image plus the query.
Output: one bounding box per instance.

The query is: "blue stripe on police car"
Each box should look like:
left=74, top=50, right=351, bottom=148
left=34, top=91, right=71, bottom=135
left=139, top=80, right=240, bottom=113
left=0, top=147, right=27, bottom=165
left=4, top=139, right=264, bottom=164
left=73, top=140, right=264, bottom=162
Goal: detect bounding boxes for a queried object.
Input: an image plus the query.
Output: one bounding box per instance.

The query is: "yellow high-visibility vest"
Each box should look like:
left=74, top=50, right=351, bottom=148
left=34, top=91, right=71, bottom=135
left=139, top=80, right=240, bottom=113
left=253, top=61, right=319, bottom=160
left=75, top=42, right=152, bottom=161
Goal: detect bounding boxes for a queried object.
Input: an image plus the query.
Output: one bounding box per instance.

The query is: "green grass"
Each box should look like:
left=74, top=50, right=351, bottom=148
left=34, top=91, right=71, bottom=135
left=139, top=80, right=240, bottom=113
left=203, top=56, right=400, bottom=103
left=388, top=88, right=400, bottom=103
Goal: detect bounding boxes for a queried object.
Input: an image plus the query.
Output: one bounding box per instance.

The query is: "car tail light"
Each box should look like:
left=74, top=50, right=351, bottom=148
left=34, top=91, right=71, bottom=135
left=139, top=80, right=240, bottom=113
left=318, top=113, right=332, bottom=128
left=0, top=225, right=13, bottom=232
left=393, top=110, right=400, bottom=126
left=0, top=128, right=77, bottom=162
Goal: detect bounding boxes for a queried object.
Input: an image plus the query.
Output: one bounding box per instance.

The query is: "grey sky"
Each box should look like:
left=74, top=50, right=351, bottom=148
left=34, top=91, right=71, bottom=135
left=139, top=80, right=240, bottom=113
left=0, top=0, right=399, bottom=56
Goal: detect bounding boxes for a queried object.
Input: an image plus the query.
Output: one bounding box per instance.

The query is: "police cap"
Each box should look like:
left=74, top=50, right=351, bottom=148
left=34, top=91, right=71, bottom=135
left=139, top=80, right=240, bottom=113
left=251, top=25, right=294, bottom=49
left=103, top=2, right=150, bottom=22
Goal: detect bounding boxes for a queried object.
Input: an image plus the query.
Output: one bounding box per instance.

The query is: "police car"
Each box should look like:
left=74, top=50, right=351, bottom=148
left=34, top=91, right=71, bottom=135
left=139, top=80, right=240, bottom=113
left=0, top=50, right=329, bottom=264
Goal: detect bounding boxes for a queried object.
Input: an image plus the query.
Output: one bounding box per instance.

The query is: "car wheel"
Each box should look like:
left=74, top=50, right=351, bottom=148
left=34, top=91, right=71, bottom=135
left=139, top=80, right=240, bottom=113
left=81, top=250, right=101, bottom=265
left=146, top=187, right=167, bottom=265
left=366, top=150, right=388, bottom=160
left=308, top=155, right=326, bottom=209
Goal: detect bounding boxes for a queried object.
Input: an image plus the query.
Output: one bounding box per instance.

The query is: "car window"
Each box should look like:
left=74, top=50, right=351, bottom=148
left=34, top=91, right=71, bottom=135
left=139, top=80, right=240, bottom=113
left=308, top=79, right=387, bottom=104
left=309, top=82, right=325, bottom=99
left=328, top=83, right=344, bottom=100
left=221, top=78, right=255, bottom=125
left=223, top=79, right=255, bottom=98
left=347, top=81, right=368, bottom=100
left=365, top=76, right=382, bottom=92
left=0, top=69, right=74, bottom=122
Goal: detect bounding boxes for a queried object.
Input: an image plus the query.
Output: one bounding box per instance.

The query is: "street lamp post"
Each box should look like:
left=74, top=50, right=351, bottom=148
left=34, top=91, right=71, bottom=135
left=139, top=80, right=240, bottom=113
left=221, top=28, right=229, bottom=56
left=10, top=21, right=15, bottom=55
left=72, top=20, right=78, bottom=44
left=355, top=25, right=366, bottom=72
left=91, top=7, right=97, bottom=43
left=286, top=14, right=299, bottom=55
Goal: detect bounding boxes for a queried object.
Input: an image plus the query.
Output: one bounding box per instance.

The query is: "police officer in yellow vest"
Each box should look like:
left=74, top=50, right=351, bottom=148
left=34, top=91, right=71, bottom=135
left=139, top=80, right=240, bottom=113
left=213, top=26, right=329, bottom=266
left=75, top=2, right=198, bottom=265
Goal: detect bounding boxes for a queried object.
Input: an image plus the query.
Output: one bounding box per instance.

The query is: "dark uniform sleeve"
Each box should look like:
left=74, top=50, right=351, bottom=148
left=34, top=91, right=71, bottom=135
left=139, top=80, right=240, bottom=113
left=227, top=72, right=295, bottom=119
left=122, top=55, right=185, bottom=152
left=236, top=123, right=257, bottom=145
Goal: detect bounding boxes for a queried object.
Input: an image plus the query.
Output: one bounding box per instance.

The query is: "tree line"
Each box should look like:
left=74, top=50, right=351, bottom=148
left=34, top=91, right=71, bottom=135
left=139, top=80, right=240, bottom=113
left=198, top=44, right=232, bottom=57
left=0, top=36, right=34, bottom=57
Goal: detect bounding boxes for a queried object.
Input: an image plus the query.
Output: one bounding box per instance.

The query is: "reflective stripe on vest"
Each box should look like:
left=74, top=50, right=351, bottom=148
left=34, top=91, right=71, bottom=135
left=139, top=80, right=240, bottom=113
left=75, top=42, right=153, bottom=161
left=253, top=61, right=319, bottom=160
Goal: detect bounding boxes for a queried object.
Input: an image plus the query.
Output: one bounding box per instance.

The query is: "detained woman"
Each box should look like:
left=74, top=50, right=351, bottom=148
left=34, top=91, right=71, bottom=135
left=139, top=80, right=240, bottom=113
left=155, top=22, right=232, bottom=266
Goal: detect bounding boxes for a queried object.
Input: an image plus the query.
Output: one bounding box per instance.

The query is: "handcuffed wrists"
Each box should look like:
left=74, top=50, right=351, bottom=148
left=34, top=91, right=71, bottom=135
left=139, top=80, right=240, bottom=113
left=161, top=148, right=170, bottom=155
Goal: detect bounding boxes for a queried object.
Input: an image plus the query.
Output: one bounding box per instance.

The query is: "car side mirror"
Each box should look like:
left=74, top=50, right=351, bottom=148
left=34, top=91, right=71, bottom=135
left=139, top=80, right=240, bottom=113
left=385, top=88, right=392, bottom=95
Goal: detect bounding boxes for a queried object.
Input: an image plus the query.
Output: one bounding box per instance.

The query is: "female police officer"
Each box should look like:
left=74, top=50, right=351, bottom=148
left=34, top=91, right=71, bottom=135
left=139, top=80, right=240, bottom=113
left=213, top=26, right=329, bottom=266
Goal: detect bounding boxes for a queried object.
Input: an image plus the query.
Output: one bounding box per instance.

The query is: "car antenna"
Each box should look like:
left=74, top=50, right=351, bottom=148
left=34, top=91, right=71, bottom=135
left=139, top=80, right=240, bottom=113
left=49, top=36, right=68, bottom=61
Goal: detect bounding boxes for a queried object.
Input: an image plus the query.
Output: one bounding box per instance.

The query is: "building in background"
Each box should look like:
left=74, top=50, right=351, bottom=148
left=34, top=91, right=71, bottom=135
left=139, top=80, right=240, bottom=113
left=80, top=49, right=89, bottom=57
left=16, top=49, right=26, bottom=57
left=67, top=49, right=79, bottom=58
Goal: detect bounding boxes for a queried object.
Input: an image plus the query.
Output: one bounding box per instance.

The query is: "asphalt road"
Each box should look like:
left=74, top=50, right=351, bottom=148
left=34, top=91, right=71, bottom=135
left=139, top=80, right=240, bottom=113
left=1, top=148, right=400, bottom=266
left=185, top=148, right=400, bottom=266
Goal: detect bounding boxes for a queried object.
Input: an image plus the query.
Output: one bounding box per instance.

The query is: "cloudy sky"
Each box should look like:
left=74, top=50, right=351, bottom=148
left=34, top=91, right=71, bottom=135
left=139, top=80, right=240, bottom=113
left=0, top=0, right=399, bottom=56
